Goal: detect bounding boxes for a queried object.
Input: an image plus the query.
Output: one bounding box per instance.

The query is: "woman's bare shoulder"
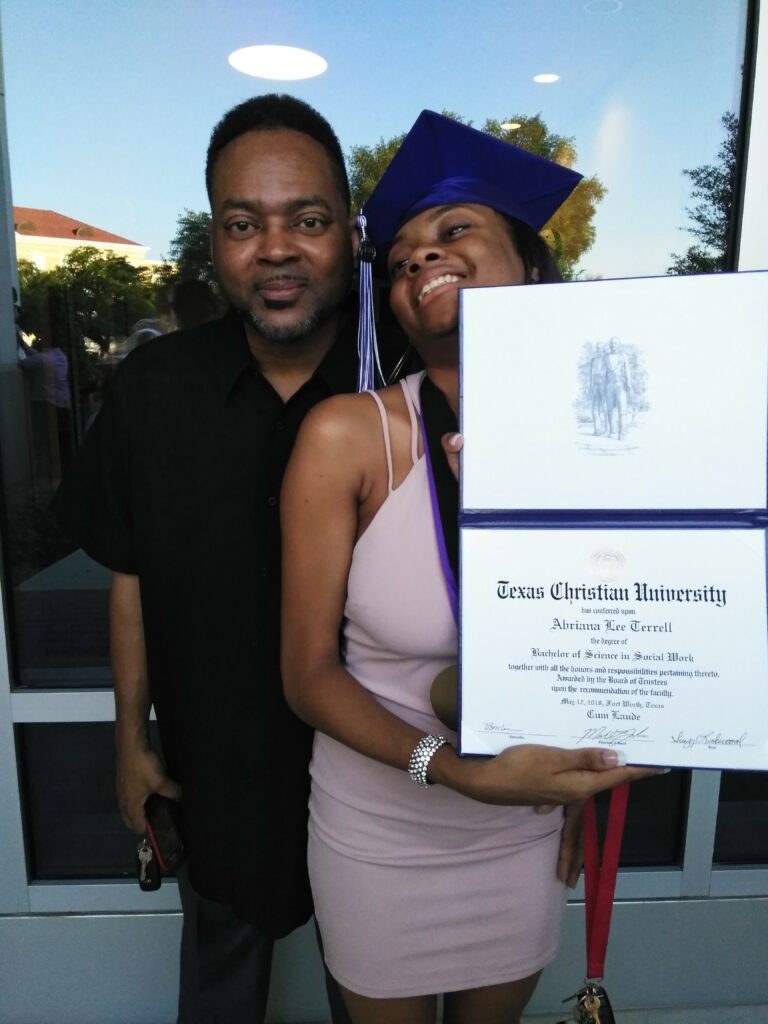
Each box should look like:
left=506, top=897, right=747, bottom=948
left=296, top=391, right=383, bottom=451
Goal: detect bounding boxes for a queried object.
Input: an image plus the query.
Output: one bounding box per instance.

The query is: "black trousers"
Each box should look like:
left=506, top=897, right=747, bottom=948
left=176, top=864, right=351, bottom=1024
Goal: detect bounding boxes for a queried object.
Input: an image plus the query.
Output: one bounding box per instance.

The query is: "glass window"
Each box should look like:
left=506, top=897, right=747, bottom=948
left=714, top=770, right=768, bottom=865
left=594, top=770, right=688, bottom=868
left=18, top=723, right=135, bottom=879
left=0, top=0, right=754, bottom=878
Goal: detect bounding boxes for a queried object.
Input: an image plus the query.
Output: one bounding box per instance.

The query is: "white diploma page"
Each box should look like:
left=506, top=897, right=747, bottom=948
left=460, top=272, right=768, bottom=511
left=459, top=528, right=768, bottom=769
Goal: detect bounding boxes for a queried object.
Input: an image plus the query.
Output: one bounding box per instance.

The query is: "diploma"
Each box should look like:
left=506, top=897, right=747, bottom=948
left=457, top=272, right=768, bottom=771
left=460, top=272, right=768, bottom=512
left=459, top=528, right=768, bottom=769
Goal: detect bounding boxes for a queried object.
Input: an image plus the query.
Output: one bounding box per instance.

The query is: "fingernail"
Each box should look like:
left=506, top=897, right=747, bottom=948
left=448, top=433, right=463, bottom=448
left=656, top=768, right=672, bottom=774
left=602, top=749, right=627, bottom=767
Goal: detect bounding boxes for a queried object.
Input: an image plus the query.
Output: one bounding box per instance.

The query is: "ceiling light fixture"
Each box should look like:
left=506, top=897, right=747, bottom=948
left=500, top=122, right=522, bottom=131
left=533, top=73, right=560, bottom=84
left=228, top=45, right=328, bottom=80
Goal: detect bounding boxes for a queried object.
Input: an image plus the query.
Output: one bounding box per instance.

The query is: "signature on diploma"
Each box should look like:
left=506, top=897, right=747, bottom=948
left=576, top=725, right=650, bottom=745
left=671, top=730, right=749, bottom=750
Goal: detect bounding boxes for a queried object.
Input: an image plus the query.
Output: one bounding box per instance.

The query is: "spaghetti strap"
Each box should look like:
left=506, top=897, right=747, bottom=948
left=367, top=391, right=394, bottom=494
left=399, top=376, right=422, bottom=466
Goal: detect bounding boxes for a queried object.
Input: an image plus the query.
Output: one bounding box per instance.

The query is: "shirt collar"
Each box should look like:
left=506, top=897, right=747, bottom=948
left=214, top=307, right=258, bottom=402
left=216, top=303, right=359, bottom=403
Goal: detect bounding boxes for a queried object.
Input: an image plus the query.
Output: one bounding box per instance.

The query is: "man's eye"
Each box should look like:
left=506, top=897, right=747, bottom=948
left=298, top=216, right=325, bottom=230
left=228, top=220, right=255, bottom=235
left=445, top=224, right=468, bottom=239
left=389, top=256, right=409, bottom=278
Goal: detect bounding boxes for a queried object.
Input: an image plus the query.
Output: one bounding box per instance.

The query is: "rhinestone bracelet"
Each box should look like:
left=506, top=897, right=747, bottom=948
left=407, top=734, right=450, bottom=787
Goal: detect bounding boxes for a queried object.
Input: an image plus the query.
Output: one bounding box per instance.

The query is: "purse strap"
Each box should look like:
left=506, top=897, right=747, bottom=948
left=583, top=782, right=630, bottom=980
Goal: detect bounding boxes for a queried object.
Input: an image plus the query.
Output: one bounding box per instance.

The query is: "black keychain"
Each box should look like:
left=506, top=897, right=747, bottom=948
left=560, top=982, right=616, bottom=1024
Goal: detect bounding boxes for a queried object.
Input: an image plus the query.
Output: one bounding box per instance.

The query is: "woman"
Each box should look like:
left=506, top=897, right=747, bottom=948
left=281, top=111, right=658, bottom=1024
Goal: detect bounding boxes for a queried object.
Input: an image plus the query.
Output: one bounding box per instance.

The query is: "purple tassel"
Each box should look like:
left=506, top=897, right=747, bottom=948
left=356, top=213, right=381, bottom=393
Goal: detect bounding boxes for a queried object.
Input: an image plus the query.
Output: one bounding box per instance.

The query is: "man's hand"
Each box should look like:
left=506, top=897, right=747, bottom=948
left=110, top=573, right=181, bottom=832
left=116, top=742, right=181, bottom=833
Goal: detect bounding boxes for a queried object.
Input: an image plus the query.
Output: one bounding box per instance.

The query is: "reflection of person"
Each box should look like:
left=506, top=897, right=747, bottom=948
left=18, top=324, right=73, bottom=480
left=589, top=342, right=607, bottom=435
left=171, top=279, right=223, bottom=330
left=53, top=94, right=360, bottom=1024
left=604, top=336, right=633, bottom=440
left=281, top=111, right=660, bottom=1024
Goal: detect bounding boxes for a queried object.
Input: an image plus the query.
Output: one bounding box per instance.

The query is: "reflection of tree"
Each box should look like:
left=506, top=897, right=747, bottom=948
left=668, top=112, right=738, bottom=276
left=18, top=249, right=165, bottom=446
left=19, top=248, right=159, bottom=356
left=349, top=111, right=605, bottom=280
left=166, top=209, right=215, bottom=283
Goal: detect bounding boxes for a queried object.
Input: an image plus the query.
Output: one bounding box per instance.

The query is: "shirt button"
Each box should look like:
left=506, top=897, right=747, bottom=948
left=274, top=420, right=286, bottom=431
left=260, top=567, right=267, bottom=577
left=267, top=495, right=277, bottom=507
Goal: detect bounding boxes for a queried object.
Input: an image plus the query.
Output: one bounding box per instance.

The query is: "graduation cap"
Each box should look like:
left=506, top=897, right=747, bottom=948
left=355, top=110, right=582, bottom=390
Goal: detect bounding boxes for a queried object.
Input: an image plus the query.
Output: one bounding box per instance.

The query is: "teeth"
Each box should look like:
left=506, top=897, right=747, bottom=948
left=417, top=274, right=460, bottom=305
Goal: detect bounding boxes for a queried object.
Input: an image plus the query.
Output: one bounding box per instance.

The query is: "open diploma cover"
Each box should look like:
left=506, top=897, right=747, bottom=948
left=458, top=272, right=768, bottom=770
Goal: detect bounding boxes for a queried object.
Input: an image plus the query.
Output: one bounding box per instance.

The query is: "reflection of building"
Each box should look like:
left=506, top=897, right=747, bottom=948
left=14, top=206, right=150, bottom=270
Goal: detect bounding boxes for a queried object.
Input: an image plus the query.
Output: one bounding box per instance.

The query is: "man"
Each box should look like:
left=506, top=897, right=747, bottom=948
left=53, top=94, right=360, bottom=1024
left=604, top=336, right=633, bottom=441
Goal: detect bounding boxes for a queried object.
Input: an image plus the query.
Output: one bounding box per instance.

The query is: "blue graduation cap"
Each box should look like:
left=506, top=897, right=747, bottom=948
left=364, top=110, right=583, bottom=248
left=356, top=110, right=582, bottom=390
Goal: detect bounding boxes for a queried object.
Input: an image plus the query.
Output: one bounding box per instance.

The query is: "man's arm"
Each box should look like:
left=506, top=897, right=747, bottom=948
left=110, top=571, right=180, bottom=833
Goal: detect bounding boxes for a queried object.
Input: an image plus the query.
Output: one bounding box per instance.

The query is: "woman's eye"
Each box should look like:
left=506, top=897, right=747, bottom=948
left=445, top=223, right=468, bottom=239
left=389, top=256, right=409, bottom=278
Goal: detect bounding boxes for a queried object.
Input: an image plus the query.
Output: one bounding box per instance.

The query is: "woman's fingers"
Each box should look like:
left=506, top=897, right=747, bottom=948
left=440, top=432, right=463, bottom=480
left=468, top=744, right=666, bottom=806
left=557, top=802, right=585, bottom=887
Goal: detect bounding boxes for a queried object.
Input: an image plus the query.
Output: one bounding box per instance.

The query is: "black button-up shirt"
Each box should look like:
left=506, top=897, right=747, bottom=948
left=53, top=309, right=358, bottom=935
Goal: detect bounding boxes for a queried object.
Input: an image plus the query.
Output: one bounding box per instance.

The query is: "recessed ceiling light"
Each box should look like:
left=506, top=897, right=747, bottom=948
left=228, top=45, right=328, bottom=80
left=533, top=73, right=560, bottom=84
left=501, top=122, right=522, bottom=131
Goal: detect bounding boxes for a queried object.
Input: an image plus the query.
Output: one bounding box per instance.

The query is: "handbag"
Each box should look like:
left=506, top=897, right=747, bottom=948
left=558, top=783, right=629, bottom=1023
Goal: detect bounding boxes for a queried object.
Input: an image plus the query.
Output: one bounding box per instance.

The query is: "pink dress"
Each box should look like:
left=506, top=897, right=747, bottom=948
left=308, top=372, right=565, bottom=998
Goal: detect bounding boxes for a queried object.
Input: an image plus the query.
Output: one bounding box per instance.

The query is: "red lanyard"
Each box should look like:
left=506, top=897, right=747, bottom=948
left=582, top=783, right=630, bottom=980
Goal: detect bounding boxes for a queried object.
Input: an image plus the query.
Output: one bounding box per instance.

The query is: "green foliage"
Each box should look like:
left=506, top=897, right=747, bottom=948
left=349, top=135, right=406, bottom=216
left=17, top=246, right=160, bottom=423
left=668, top=111, right=738, bottom=275
left=347, top=111, right=605, bottom=280
left=166, top=209, right=214, bottom=283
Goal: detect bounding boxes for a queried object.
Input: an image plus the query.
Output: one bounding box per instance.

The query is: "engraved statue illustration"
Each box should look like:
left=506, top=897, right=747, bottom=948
left=604, top=337, right=633, bottom=440
left=576, top=338, right=647, bottom=453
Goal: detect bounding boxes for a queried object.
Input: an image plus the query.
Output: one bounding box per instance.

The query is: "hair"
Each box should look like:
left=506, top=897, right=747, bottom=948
left=205, top=93, right=350, bottom=211
left=501, top=215, right=563, bottom=284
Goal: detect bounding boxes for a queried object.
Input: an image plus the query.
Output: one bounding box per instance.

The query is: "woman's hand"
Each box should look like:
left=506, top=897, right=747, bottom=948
left=440, top=431, right=463, bottom=480
left=430, top=742, right=662, bottom=808
left=557, top=801, right=585, bottom=888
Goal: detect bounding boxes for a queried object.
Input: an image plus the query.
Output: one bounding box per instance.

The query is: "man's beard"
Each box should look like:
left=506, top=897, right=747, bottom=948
left=236, top=295, right=340, bottom=343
